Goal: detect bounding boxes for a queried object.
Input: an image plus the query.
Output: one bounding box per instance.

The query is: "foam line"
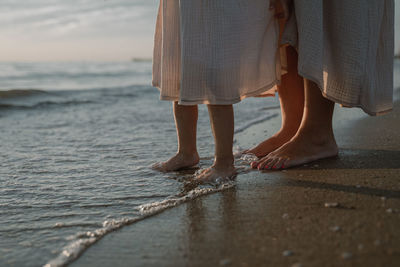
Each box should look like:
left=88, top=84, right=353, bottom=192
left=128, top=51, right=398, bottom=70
left=43, top=182, right=235, bottom=267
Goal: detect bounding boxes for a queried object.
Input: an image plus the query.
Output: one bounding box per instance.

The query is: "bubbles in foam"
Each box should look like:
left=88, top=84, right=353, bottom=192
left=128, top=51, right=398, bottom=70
left=139, top=182, right=235, bottom=215
left=44, top=181, right=235, bottom=267
left=240, top=153, right=258, bottom=163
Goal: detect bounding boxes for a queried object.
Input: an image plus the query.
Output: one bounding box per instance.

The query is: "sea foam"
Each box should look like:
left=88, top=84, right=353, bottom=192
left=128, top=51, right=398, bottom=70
left=43, top=181, right=235, bottom=267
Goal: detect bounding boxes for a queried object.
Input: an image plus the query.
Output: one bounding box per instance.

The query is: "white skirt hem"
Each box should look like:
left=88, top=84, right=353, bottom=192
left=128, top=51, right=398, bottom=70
left=154, top=80, right=279, bottom=106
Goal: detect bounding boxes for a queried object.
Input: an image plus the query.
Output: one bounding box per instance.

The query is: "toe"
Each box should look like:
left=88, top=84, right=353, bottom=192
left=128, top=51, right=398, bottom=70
left=268, top=158, right=280, bottom=170
left=151, top=162, right=165, bottom=171
left=257, top=157, right=273, bottom=170
left=251, top=160, right=261, bottom=169
left=281, top=158, right=290, bottom=169
left=256, top=159, right=267, bottom=170
left=273, top=157, right=289, bottom=169
left=195, top=168, right=206, bottom=178
left=251, top=155, right=266, bottom=169
left=151, top=162, right=159, bottom=169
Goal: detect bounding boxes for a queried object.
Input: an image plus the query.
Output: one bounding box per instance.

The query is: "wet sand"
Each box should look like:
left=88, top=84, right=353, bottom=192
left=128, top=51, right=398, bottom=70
left=71, top=92, right=400, bottom=266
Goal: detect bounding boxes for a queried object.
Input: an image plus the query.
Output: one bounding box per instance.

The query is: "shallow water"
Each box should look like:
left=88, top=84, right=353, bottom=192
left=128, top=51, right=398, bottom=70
left=0, top=61, right=280, bottom=266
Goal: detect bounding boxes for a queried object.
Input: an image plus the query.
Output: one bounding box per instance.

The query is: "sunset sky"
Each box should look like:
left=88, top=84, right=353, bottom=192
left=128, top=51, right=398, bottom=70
left=0, top=0, right=158, bottom=62
left=0, top=0, right=399, bottom=62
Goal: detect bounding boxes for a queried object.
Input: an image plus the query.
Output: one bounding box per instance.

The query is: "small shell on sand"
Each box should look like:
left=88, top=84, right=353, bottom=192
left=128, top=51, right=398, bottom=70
left=219, top=259, right=231, bottom=266
left=374, top=240, right=381, bottom=246
left=282, top=213, right=290, bottom=219
left=324, top=202, right=339, bottom=208
left=283, top=250, right=294, bottom=256
left=386, top=208, right=394, bottom=213
left=330, top=226, right=341, bottom=232
left=341, top=252, right=352, bottom=260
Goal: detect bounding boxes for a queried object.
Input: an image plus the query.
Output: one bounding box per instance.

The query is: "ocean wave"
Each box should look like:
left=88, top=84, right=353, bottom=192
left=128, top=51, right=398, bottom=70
left=43, top=182, right=235, bottom=267
left=131, top=58, right=152, bottom=62
left=111, top=194, right=170, bottom=201
left=0, top=223, right=101, bottom=234
left=1, top=84, right=152, bottom=97
left=0, top=89, right=48, bottom=99
left=0, top=99, right=96, bottom=110
left=0, top=85, right=155, bottom=112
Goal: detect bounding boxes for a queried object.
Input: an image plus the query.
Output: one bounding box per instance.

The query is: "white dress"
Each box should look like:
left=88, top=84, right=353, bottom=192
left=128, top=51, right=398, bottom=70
left=152, top=0, right=280, bottom=105
left=282, top=0, right=394, bottom=115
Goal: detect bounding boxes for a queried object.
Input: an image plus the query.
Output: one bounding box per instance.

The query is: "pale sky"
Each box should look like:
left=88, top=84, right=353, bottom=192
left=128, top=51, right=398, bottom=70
left=0, top=0, right=158, bottom=62
left=0, top=0, right=399, bottom=62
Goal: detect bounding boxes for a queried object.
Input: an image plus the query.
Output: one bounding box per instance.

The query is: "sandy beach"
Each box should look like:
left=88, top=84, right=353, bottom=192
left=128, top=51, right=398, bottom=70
left=70, top=83, right=400, bottom=266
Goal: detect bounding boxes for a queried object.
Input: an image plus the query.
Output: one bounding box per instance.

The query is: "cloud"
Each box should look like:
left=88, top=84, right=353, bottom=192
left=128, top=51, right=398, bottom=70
left=1, top=0, right=156, bottom=37
left=0, top=0, right=158, bottom=60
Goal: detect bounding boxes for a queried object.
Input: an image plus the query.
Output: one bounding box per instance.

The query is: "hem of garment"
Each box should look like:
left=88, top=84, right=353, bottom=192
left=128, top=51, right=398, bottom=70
left=279, top=38, right=393, bottom=117
left=155, top=79, right=279, bottom=106
left=297, top=68, right=393, bottom=116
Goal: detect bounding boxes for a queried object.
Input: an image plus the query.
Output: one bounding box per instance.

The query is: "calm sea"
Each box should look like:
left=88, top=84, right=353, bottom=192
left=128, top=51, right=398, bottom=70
left=0, top=61, right=280, bottom=266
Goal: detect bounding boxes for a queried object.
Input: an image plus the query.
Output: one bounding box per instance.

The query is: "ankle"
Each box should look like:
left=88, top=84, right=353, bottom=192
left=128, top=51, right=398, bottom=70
left=213, top=156, right=234, bottom=169
left=278, top=125, right=299, bottom=138
left=177, top=150, right=199, bottom=158
left=297, top=126, right=336, bottom=146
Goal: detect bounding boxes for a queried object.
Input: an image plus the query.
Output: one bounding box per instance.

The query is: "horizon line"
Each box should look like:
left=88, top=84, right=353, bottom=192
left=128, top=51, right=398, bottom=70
left=0, top=58, right=153, bottom=64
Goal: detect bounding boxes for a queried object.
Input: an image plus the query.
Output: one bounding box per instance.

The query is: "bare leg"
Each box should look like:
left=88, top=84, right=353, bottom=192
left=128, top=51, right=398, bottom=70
left=152, top=101, right=200, bottom=172
left=245, top=46, right=304, bottom=157
left=252, top=79, right=338, bottom=170
left=196, top=105, right=236, bottom=182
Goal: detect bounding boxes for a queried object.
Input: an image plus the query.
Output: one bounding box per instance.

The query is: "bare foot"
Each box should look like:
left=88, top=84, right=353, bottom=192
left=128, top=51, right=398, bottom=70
left=152, top=152, right=199, bottom=172
left=244, top=128, right=297, bottom=158
left=251, top=132, right=338, bottom=170
left=195, top=161, right=236, bottom=183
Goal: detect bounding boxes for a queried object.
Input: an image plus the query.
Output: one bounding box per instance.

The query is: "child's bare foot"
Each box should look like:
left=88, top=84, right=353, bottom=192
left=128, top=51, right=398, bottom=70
left=195, top=158, right=236, bottom=183
left=251, top=130, right=338, bottom=170
left=244, top=128, right=297, bottom=158
left=195, top=165, right=236, bottom=183
left=152, top=152, right=199, bottom=172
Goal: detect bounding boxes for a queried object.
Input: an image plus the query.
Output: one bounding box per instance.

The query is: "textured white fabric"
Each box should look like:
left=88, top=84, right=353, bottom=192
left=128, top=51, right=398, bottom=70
left=152, top=0, right=280, bottom=105
left=282, top=0, right=394, bottom=115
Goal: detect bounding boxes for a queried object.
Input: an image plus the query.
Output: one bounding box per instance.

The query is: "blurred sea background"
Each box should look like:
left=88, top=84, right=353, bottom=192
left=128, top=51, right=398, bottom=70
left=1, top=1, right=399, bottom=266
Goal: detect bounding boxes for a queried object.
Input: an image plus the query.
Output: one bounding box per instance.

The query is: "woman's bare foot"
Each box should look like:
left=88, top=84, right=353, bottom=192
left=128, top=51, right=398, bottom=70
left=245, top=47, right=305, bottom=158
left=152, top=152, right=200, bottom=172
left=251, top=130, right=338, bottom=170
left=244, top=127, right=298, bottom=158
left=251, top=72, right=340, bottom=170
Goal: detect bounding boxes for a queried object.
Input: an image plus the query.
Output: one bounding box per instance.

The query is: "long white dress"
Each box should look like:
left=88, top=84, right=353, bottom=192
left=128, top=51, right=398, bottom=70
left=282, top=0, right=394, bottom=115
left=152, top=0, right=280, bottom=105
